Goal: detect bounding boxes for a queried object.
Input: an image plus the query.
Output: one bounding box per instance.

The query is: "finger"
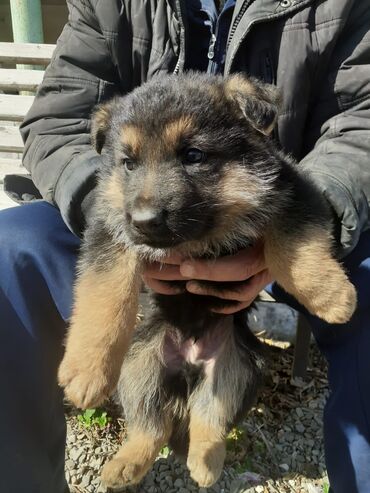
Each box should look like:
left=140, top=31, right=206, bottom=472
left=162, top=252, right=185, bottom=265
left=211, top=300, right=254, bottom=315
left=142, top=276, right=184, bottom=295
left=186, top=269, right=273, bottom=301
left=180, top=246, right=266, bottom=282
left=143, top=262, right=187, bottom=281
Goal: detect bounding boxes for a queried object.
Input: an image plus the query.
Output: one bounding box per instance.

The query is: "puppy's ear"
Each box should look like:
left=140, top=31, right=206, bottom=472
left=224, top=75, right=281, bottom=135
left=91, top=100, right=115, bottom=154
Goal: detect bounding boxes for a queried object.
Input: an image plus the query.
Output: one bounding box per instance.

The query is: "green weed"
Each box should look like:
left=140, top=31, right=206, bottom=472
left=77, top=408, right=111, bottom=429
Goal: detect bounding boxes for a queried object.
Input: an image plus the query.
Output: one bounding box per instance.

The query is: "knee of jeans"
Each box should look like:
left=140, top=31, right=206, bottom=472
left=0, top=203, right=62, bottom=265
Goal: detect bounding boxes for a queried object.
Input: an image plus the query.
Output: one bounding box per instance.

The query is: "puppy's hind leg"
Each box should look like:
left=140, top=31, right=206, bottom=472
left=102, top=327, right=172, bottom=489
left=101, top=423, right=172, bottom=489
left=58, top=224, right=141, bottom=409
left=187, top=318, right=264, bottom=488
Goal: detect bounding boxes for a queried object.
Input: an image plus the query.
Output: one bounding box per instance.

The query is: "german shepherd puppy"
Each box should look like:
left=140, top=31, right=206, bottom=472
left=58, top=73, right=356, bottom=489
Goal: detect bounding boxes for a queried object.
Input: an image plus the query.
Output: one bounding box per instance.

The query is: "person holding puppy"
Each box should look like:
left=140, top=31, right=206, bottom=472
left=0, top=1, right=369, bottom=493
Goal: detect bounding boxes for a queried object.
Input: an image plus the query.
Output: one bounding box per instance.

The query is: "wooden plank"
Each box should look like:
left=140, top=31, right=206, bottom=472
left=0, top=68, right=44, bottom=92
left=0, top=158, right=26, bottom=182
left=0, top=188, right=19, bottom=210
left=0, top=42, right=55, bottom=65
left=0, top=94, right=34, bottom=121
left=0, top=126, right=24, bottom=152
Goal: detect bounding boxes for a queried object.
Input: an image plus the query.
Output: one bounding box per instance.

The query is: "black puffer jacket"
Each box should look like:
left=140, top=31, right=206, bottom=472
left=16, top=0, right=370, bottom=255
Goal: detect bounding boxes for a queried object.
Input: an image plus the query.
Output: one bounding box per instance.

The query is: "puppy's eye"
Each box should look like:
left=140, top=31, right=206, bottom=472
left=123, top=158, right=135, bottom=171
left=183, top=148, right=206, bottom=165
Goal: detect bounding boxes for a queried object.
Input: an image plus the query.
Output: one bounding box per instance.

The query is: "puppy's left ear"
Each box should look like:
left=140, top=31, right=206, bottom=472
left=91, top=100, right=115, bottom=154
left=224, top=75, right=281, bottom=135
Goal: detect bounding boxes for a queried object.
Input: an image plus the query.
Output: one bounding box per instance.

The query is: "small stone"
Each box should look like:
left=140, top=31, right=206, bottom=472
left=296, top=408, right=304, bottom=418
left=174, top=478, right=184, bottom=488
left=70, top=448, right=83, bottom=462
left=295, top=423, right=305, bottom=433
left=81, top=473, right=92, bottom=487
left=255, top=486, right=264, bottom=493
left=65, top=459, right=74, bottom=470
left=279, top=463, right=289, bottom=472
left=165, top=475, right=173, bottom=486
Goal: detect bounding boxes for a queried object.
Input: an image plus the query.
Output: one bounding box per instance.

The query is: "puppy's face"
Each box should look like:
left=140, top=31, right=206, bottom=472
left=92, top=73, right=282, bottom=258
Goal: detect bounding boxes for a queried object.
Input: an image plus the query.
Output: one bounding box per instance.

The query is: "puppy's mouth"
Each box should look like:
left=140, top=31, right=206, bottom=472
left=135, top=236, right=184, bottom=249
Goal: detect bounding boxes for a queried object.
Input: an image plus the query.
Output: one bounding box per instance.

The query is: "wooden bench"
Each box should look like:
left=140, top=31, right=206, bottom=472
left=0, top=42, right=55, bottom=191
left=0, top=42, right=311, bottom=378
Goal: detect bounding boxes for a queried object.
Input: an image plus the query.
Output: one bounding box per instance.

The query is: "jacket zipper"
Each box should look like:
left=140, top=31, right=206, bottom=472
left=208, top=33, right=217, bottom=61
left=173, top=0, right=186, bottom=75
left=225, top=0, right=314, bottom=75
left=226, top=0, right=254, bottom=51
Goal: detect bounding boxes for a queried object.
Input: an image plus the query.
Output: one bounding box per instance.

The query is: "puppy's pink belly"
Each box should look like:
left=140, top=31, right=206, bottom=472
left=163, top=324, right=229, bottom=376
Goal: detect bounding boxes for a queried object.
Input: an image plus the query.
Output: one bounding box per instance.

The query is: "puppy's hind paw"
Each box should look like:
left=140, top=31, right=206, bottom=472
left=101, top=458, right=147, bottom=488
left=187, top=441, right=225, bottom=488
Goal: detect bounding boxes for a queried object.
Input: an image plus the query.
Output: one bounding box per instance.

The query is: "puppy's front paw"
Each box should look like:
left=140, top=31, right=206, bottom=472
left=58, top=355, right=114, bottom=409
left=310, top=280, right=357, bottom=324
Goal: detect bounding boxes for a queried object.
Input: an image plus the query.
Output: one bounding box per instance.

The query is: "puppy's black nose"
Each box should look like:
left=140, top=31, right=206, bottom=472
left=131, top=208, right=166, bottom=236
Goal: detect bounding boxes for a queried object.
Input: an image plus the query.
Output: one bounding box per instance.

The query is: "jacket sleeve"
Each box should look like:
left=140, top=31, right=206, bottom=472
left=20, top=0, right=120, bottom=235
left=299, top=1, right=370, bottom=257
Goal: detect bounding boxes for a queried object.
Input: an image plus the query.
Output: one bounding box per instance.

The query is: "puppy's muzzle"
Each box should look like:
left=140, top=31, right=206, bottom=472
left=128, top=206, right=179, bottom=247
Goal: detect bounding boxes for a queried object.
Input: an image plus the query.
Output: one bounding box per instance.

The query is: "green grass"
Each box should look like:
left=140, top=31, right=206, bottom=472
left=322, top=483, right=330, bottom=493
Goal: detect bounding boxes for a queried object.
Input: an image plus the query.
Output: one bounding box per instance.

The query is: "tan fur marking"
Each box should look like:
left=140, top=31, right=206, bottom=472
left=224, top=75, right=256, bottom=99
left=103, top=168, right=125, bottom=210
left=101, top=426, right=171, bottom=488
left=187, top=414, right=226, bottom=487
left=93, top=105, right=111, bottom=131
left=120, top=124, right=142, bottom=156
left=91, top=101, right=115, bottom=152
left=162, top=115, right=194, bottom=150
left=265, top=225, right=357, bottom=324
left=137, top=168, right=157, bottom=203
left=209, top=165, right=267, bottom=241
left=58, top=247, right=141, bottom=409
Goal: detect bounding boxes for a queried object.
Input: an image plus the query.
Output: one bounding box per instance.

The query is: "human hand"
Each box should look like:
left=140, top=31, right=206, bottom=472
left=142, top=244, right=273, bottom=314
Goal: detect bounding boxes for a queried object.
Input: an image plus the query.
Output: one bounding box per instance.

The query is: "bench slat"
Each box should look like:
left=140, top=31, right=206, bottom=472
left=0, top=94, right=34, bottom=121
left=0, top=69, right=44, bottom=92
left=0, top=158, right=26, bottom=182
left=0, top=126, right=24, bottom=153
left=0, top=42, right=55, bottom=65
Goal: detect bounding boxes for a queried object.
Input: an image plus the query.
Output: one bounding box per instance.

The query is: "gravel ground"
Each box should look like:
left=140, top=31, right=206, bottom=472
left=65, top=339, right=330, bottom=493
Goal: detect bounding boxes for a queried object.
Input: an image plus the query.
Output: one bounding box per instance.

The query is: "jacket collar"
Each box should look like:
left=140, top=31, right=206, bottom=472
left=225, top=0, right=315, bottom=74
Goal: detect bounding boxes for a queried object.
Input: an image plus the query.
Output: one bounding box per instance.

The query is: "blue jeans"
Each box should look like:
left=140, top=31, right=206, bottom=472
left=0, top=201, right=369, bottom=493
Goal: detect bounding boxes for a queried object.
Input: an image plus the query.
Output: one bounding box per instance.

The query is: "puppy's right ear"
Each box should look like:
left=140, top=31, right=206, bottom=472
left=91, top=101, right=114, bottom=154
